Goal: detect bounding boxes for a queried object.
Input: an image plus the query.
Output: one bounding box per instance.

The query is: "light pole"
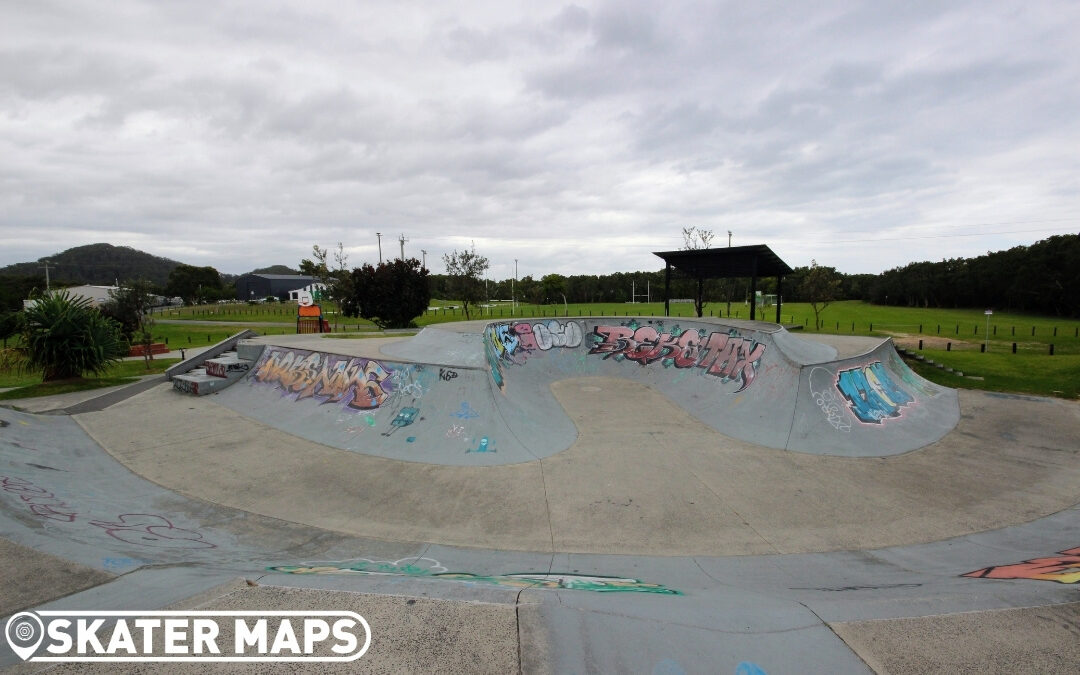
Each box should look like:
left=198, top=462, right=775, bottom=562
left=984, top=309, right=992, bottom=352
left=376, top=233, right=382, bottom=263
left=421, top=249, right=427, bottom=269
left=728, top=231, right=732, bottom=247
left=513, top=259, right=518, bottom=315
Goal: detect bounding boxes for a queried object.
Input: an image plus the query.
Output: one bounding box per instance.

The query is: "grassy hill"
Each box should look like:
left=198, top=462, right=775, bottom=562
left=0, top=243, right=182, bottom=287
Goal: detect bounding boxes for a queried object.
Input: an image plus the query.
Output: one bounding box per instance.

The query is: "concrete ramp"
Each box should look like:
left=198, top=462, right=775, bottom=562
left=209, top=317, right=959, bottom=464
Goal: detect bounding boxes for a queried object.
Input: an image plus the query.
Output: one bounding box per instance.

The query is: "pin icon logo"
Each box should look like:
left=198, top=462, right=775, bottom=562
left=5, top=611, right=43, bottom=661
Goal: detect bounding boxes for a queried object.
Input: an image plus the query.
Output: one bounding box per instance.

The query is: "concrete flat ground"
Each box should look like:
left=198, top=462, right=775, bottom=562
left=75, top=380, right=1080, bottom=556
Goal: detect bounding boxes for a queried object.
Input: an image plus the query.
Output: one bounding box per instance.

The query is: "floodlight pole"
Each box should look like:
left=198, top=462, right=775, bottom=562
left=376, top=233, right=383, bottom=263
left=728, top=231, right=732, bottom=247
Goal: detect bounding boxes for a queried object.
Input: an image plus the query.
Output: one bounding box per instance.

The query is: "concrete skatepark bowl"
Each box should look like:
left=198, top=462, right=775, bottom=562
left=2, top=317, right=1078, bottom=672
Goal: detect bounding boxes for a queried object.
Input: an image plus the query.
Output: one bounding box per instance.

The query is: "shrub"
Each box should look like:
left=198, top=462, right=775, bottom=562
left=16, top=291, right=127, bottom=381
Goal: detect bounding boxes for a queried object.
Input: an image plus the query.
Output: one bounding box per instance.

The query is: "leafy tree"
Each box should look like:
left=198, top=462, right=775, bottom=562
left=341, top=258, right=430, bottom=329
left=443, top=247, right=489, bottom=319
left=0, top=311, right=20, bottom=349
left=540, top=274, right=567, bottom=306
left=99, top=280, right=156, bottom=343
left=165, top=264, right=222, bottom=305
left=801, top=260, right=841, bottom=330
left=100, top=280, right=158, bottom=366
left=11, top=290, right=126, bottom=381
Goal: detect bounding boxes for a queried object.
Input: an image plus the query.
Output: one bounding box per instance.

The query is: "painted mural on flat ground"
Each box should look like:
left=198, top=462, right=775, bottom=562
left=267, top=556, right=682, bottom=595
left=962, top=546, right=1080, bottom=584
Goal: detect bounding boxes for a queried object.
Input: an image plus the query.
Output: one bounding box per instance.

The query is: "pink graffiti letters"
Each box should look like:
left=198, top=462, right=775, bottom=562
left=89, top=513, right=217, bottom=550
left=588, top=322, right=767, bottom=392
left=0, top=476, right=217, bottom=549
left=0, top=475, right=78, bottom=522
left=254, top=347, right=392, bottom=410
left=485, top=320, right=586, bottom=389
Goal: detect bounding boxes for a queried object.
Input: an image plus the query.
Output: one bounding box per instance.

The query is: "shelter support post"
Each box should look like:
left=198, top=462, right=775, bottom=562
left=664, top=262, right=671, bottom=317
left=776, top=275, right=783, bottom=324
left=749, top=255, right=758, bottom=321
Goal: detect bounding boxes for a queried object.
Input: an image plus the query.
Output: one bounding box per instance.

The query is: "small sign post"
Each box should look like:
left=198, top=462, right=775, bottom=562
left=984, top=309, right=993, bottom=352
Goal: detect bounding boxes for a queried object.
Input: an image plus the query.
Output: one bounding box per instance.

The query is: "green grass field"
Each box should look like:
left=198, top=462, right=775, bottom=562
left=143, top=299, right=1080, bottom=399
left=0, top=358, right=180, bottom=400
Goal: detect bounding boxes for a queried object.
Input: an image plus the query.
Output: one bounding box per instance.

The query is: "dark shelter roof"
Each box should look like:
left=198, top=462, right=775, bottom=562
left=653, top=244, right=793, bottom=278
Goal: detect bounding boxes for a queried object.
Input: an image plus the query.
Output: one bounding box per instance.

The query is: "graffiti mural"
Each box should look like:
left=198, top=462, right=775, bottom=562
left=888, top=350, right=939, bottom=399
left=962, top=546, right=1080, bottom=584
left=588, top=321, right=767, bottom=392
left=484, top=320, right=585, bottom=389
left=267, top=556, right=682, bottom=594
left=835, top=361, right=914, bottom=424
left=172, top=379, right=198, bottom=395
left=809, top=367, right=852, bottom=432
left=205, top=360, right=250, bottom=378
left=253, top=347, right=393, bottom=410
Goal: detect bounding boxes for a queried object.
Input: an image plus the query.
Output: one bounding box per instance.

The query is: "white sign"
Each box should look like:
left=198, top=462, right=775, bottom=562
left=297, top=290, right=314, bottom=307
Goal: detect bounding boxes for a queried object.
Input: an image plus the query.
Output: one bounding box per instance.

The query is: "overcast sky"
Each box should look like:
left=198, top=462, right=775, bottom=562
left=2, top=1, right=1078, bottom=279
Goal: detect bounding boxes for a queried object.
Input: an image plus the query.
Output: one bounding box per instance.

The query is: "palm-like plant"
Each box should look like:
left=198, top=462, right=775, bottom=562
left=16, top=290, right=126, bottom=381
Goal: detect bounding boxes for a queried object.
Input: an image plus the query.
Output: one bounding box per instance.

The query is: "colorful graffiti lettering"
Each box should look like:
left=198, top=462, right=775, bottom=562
left=89, top=513, right=217, bottom=550
left=267, top=557, right=682, bottom=594
left=962, top=546, right=1080, bottom=584
left=588, top=321, right=767, bottom=392
left=484, top=320, right=586, bottom=389
left=888, top=350, right=939, bottom=398
left=253, top=347, right=392, bottom=410
left=0, top=475, right=78, bottom=522
left=513, top=320, right=584, bottom=351
left=835, top=361, right=914, bottom=424
left=809, top=367, right=852, bottom=432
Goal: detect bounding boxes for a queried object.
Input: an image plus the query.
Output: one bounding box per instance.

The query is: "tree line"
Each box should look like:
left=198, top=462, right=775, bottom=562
left=866, top=234, right=1079, bottom=316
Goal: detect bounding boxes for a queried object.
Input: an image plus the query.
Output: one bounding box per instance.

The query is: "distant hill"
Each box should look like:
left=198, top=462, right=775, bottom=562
left=0, top=243, right=182, bottom=287
left=249, top=265, right=299, bottom=275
